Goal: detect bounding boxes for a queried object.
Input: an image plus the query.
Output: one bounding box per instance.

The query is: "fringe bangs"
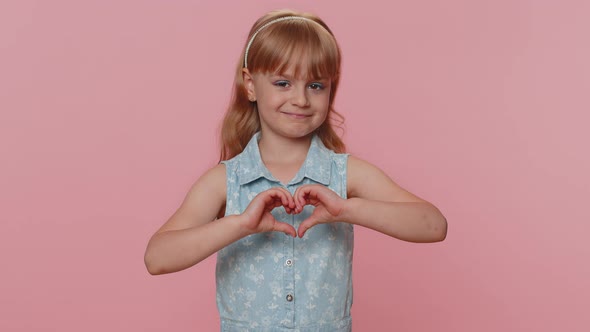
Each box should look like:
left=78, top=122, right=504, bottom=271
left=248, top=21, right=340, bottom=80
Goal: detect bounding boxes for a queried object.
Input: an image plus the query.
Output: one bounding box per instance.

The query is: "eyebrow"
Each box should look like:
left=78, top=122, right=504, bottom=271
left=271, top=73, right=327, bottom=82
left=271, top=72, right=295, bottom=80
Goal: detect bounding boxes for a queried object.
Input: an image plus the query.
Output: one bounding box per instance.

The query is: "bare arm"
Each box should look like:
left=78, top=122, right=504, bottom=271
left=344, top=156, right=447, bottom=242
left=144, top=164, right=234, bottom=275
left=294, top=156, right=447, bottom=243
left=144, top=164, right=297, bottom=275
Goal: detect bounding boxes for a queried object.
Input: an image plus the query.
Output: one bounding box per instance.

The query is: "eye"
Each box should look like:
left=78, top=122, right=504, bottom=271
left=308, top=82, right=325, bottom=90
left=273, top=80, right=291, bottom=88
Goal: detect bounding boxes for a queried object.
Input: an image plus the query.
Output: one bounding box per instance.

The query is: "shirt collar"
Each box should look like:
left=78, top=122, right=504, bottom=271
left=237, top=132, right=332, bottom=186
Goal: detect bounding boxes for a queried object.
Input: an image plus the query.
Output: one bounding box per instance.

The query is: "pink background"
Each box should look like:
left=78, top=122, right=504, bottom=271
left=1, top=0, right=589, bottom=331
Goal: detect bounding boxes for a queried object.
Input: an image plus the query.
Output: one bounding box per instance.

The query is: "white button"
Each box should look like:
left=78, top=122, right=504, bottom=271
left=286, top=294, right=293, bottom=302
left=286, top=259, right=293, bottom=266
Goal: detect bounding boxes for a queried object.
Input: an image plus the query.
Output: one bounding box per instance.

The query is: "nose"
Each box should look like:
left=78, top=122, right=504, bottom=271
left=291, top=86, right=310, bottom=107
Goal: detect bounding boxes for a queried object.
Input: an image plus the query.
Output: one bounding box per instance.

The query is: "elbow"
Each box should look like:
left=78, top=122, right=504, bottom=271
left=145, top=263, right=162, bottom=276
left=430, top=215, right=447, bottom=242
left=144, top=250, right=166, bottom=275
left=419, top=205, right=447, bottom=243
left=413, top=203, right=447, bottom=243
left=144, top=235, right=174, bottom=275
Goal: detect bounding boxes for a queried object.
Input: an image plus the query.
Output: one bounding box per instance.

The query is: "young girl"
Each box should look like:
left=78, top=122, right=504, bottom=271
left=145, top=9, right=447, bottom=331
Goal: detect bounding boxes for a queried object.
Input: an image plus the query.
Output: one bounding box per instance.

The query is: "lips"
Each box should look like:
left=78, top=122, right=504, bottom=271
left=281, top=111, right=310, bottom=119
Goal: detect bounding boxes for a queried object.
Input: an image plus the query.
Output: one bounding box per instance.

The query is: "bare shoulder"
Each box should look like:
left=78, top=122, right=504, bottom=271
left=347, top=155, right=425, bottom=203
left=156, top=164, right=227, bottom=233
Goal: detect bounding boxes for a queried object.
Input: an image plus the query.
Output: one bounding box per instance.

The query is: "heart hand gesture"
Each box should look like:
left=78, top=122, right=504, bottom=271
left=240, top=187, right=297, bottom=237
left=293, top=184, right=346, bottom=237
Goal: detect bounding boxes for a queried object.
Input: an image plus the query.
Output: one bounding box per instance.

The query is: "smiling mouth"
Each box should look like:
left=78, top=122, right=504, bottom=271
left=281, top=112, right=310, bottom=119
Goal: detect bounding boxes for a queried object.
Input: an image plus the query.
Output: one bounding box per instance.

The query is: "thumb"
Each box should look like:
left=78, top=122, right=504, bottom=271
left=273, top=221, right=297, bottom=237
left=297, top=216, right=317, bottom=238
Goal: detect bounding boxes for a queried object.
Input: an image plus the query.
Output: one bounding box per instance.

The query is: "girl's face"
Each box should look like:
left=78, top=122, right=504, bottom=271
left=244, top=65, right=331, bottom=140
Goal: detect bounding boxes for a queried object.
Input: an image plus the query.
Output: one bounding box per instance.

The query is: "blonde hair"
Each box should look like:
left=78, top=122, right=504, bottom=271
left=219, top=9, right=345, bottom=161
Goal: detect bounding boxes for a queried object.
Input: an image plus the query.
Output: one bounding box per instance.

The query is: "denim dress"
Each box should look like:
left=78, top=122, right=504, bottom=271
left=217, top=132, right=353, bottom=332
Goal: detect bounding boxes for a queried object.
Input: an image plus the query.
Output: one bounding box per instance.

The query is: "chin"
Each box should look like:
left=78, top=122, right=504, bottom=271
left=282, top=127, right=318, bottom=139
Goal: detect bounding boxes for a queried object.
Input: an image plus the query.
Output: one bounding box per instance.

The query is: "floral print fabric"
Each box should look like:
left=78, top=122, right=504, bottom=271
left=217, top=132, right=353, bottom=331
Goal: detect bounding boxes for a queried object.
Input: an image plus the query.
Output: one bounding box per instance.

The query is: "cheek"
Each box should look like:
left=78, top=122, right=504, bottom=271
left=256, top=96, right=284, bottom=117
left=258, top=91, right=284, bottom=107
left=315, top=95, right=331, bottom=112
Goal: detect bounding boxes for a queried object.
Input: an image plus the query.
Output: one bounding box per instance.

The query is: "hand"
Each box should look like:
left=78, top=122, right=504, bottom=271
left=240, top=187, right=297, bottom=237
left=293, top=184, right=346, bottom=237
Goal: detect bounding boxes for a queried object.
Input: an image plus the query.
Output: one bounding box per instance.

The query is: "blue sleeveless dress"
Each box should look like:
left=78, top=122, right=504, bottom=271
left=218, top=132, right=353, bottom=332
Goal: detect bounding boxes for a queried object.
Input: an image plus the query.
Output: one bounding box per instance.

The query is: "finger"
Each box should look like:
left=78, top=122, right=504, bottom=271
left=284, top=204, right=294, bottom=215
left=292, top=186, right=301, bottom=209
left=262, top=188, right=288, bottom=208
left=273, top=221, right=297, bottom=237
left=297, top=217, right=316, bottom=238
left=279, top=187, right=296, bottom=210
left=277, top=189, right=294, bottom=214
left=258, top=190, right=290, bottom=215
left=260, top=191, right=282, bottom=212
left=294, top=185, right=312, bottom=212
left=267, top=187, right=295, bottom=210
left=296, top=185, right=321, bottom=209
left=282, top=189, right=296, bottom=211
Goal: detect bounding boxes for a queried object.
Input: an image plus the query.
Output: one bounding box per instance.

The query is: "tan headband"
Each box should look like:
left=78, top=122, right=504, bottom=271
left=243, top=16, right=328, bottom=68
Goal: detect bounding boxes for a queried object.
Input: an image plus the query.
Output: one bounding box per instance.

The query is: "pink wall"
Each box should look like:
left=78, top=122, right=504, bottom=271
left=1, top=0, right=588, bottom=331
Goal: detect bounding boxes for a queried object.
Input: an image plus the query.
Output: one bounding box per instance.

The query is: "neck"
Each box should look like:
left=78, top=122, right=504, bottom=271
left=258, top=132, right=313, bottom=164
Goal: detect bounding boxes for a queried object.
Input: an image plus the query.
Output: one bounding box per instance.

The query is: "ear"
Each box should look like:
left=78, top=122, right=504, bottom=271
left=242, top=68, right=256, bottom=102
